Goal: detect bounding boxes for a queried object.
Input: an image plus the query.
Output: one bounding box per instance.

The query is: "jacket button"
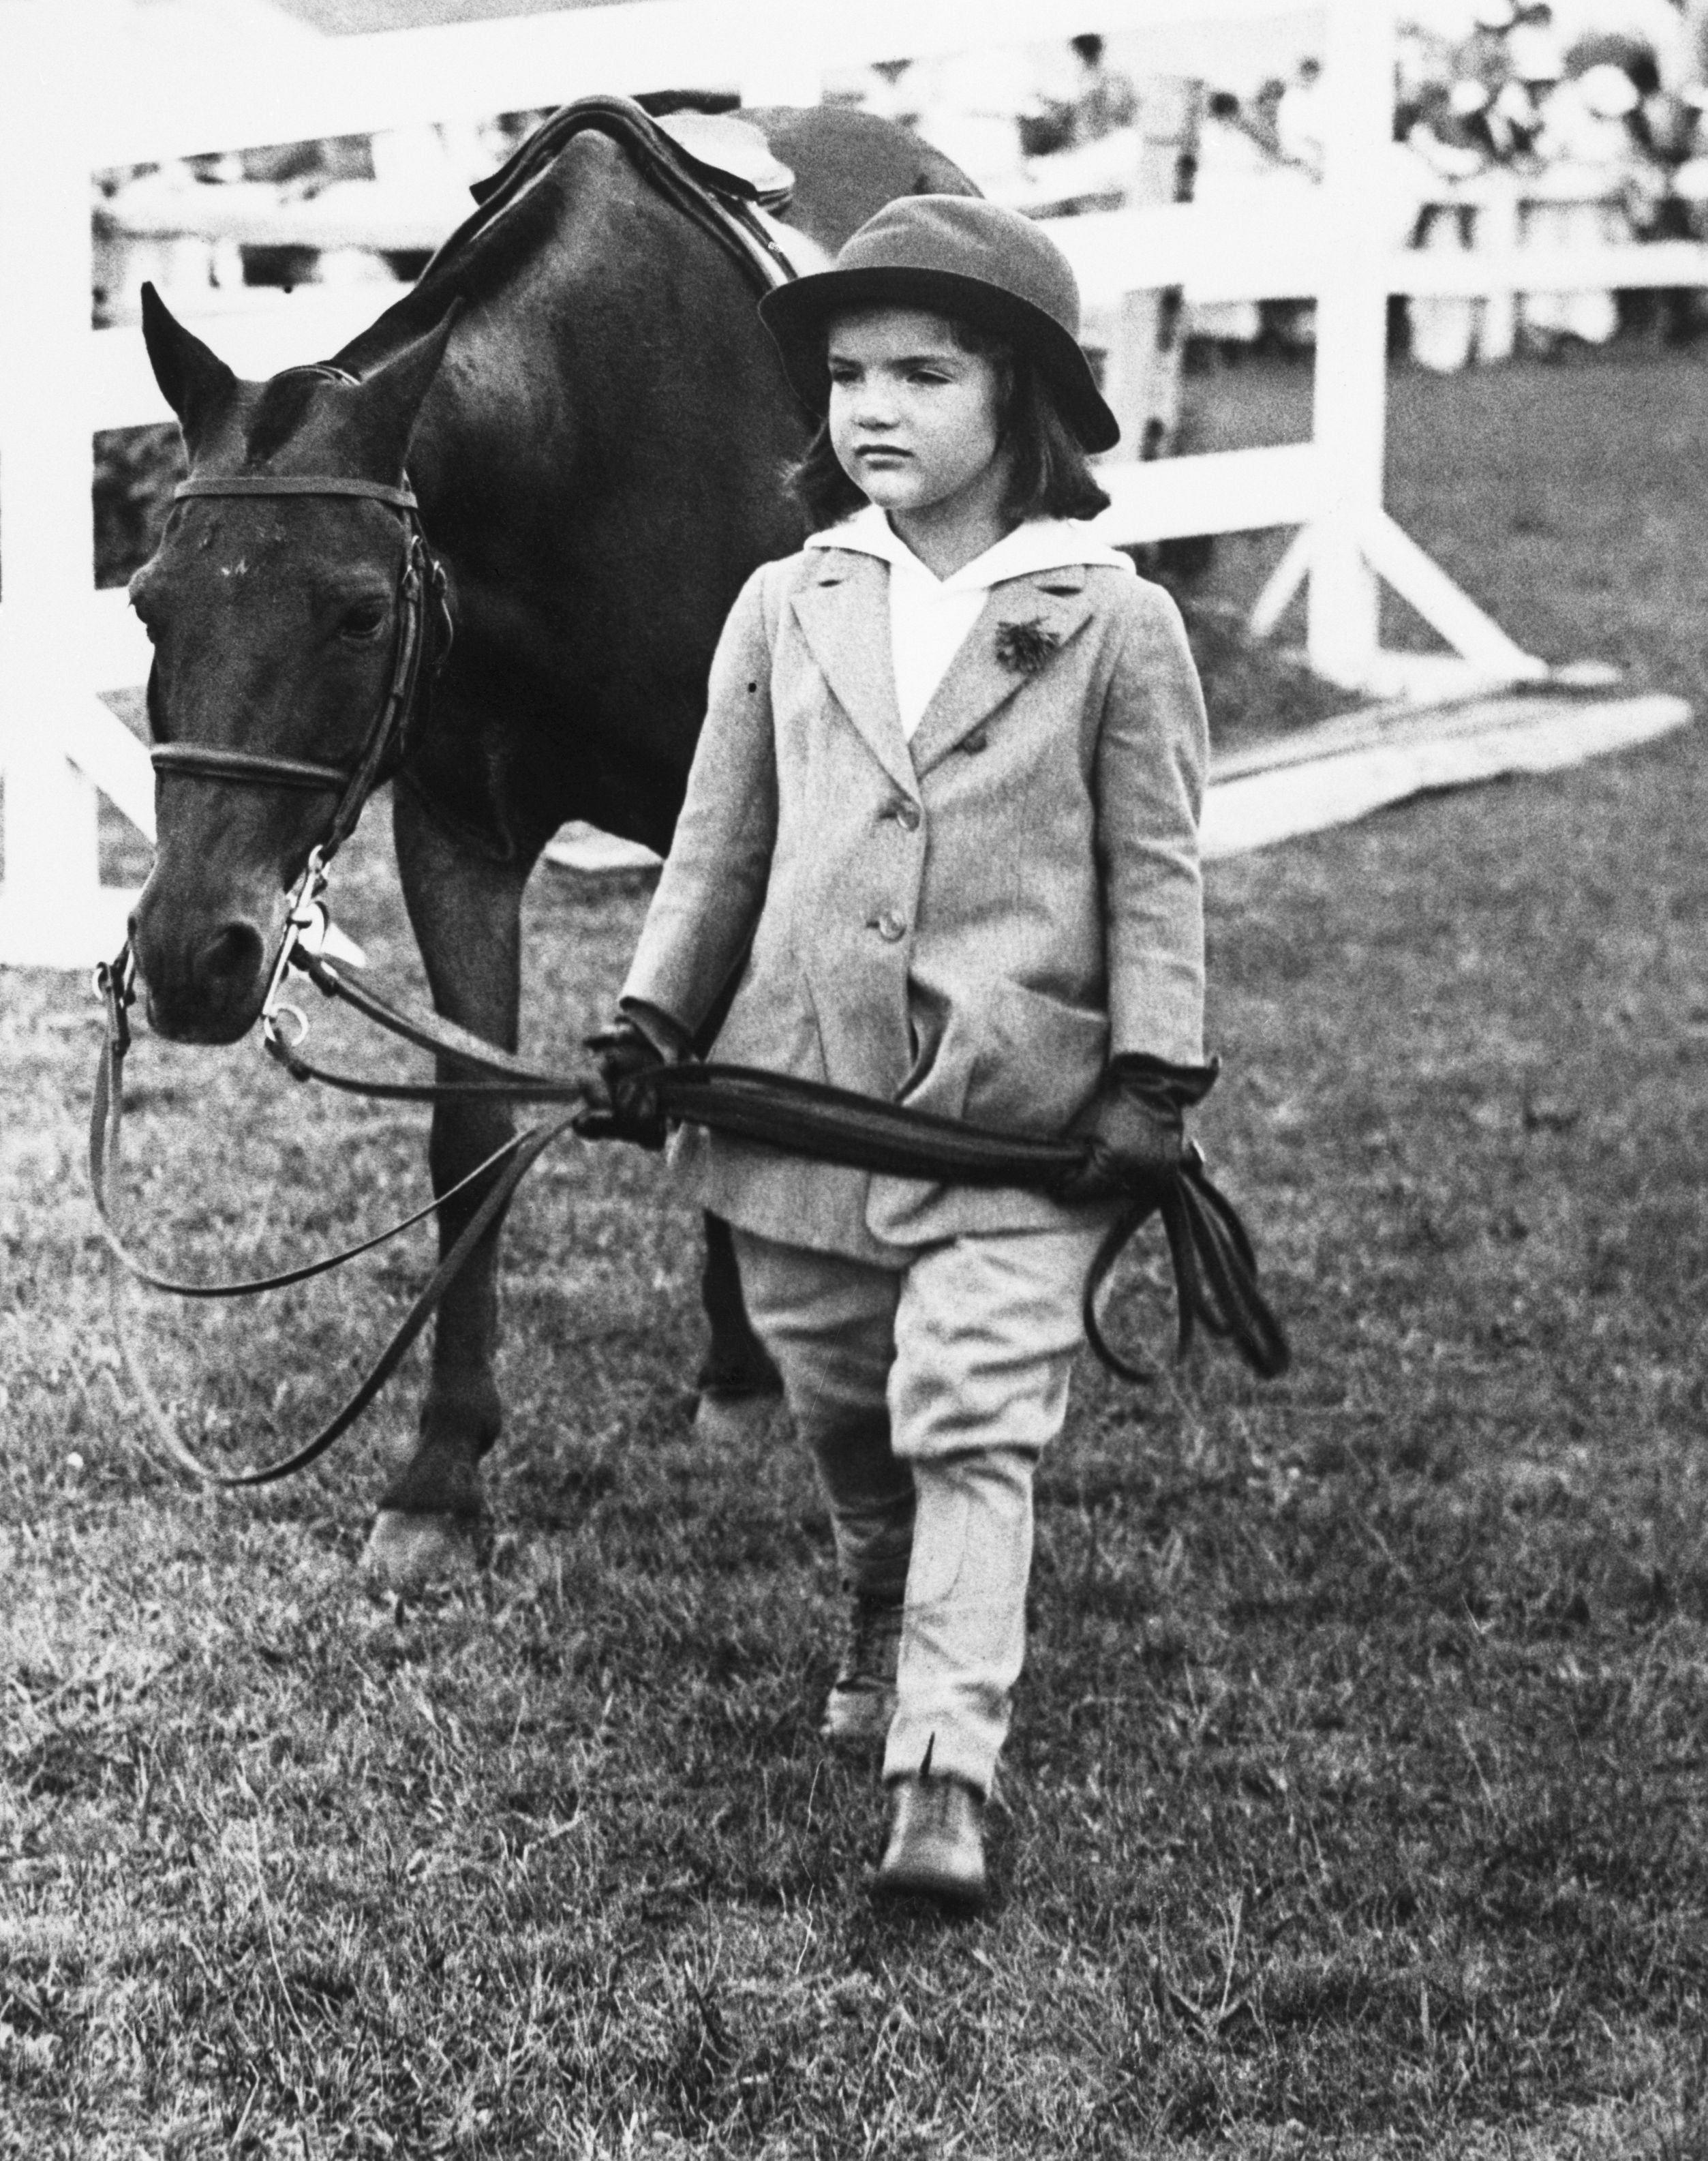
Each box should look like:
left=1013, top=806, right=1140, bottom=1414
left=962, top=731, right=988, bottom=755
left=896, top=801, right=921, bottom=832
left=874, top=910, right=906, bottom=942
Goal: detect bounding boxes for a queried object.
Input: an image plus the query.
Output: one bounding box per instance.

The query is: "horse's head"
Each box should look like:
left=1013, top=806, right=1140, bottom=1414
left=127, top=284, right=456, bottom=1043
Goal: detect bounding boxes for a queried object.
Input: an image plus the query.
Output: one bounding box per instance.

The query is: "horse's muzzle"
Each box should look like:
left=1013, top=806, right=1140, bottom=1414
left=129, top=898, right=273, bottom=1045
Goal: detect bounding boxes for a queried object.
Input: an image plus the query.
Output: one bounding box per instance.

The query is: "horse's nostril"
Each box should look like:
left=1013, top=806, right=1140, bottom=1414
left=198, top=920, right=266, bottom=997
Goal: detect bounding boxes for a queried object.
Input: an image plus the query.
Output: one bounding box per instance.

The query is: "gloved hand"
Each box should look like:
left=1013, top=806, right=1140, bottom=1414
left=577, top=1013, right=674, bottom=1149
left=1052, top=1053, right=1219, bottom=1207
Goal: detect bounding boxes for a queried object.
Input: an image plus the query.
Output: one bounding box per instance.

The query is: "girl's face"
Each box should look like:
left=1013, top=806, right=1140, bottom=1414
left=826, top=308, right=1007, bottom=523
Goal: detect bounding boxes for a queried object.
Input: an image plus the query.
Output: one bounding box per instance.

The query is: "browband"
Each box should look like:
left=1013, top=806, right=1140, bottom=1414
left=173, top=475, right=419, bottom=511
left=151, top=744, right=350, bottom=791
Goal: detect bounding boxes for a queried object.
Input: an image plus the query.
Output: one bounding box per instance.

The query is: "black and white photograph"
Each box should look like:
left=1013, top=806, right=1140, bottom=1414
left=3, top=0, right=1707, bottom=2151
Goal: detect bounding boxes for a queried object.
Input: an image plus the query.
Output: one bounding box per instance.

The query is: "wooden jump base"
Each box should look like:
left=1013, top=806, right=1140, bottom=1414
left=540, top=689, right=1693, bottom=877
left=1202, top=689, right=1694, bottom=861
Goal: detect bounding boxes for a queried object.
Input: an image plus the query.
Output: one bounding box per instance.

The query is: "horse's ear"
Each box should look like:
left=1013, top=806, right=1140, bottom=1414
left=353, top=301, right=463, bottom=468
left=140, top=282, right=238, bottom=449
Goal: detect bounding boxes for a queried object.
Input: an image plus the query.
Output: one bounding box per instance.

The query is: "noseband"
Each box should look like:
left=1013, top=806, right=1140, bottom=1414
left=149, top=472, right=454, bottom=868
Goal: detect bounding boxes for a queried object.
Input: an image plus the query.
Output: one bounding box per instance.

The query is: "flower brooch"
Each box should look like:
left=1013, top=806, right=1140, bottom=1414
left=993, top=618, right=1062, bottom=676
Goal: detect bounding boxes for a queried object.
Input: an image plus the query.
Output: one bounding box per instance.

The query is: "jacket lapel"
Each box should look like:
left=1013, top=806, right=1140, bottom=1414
left=908, top=569, right=1095, bottom=777
left=791, top=554, right=917, bottom=800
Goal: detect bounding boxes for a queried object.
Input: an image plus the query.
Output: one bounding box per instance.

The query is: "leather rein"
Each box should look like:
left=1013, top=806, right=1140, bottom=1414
left=91, top=477, right=1289, bottom=1492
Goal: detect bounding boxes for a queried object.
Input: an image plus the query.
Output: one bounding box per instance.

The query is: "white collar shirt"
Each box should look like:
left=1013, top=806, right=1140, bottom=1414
left=805, top=504, right=1135, bottom=741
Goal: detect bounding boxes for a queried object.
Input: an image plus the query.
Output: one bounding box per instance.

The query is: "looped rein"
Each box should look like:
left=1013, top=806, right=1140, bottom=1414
left=632, top=1063, right=1292, bottom=1386
left=91, top=915, right=1290, bottom=1487
left=89, top=951, right=570, bottom=1489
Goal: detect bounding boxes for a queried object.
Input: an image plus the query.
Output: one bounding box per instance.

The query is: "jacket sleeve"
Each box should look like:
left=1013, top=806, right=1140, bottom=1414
left=620, top=563, right=780, bottom=1039
left=1095, top=579, right=1209, bottom=1066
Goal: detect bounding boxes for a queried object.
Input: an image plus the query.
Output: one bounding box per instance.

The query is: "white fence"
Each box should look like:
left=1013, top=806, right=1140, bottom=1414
left=0, top=0, right=1554, bottom=967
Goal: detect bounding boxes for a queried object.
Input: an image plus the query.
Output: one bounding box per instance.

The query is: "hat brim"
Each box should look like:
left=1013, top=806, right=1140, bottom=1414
left=759, top=265, right=1120, bottom=456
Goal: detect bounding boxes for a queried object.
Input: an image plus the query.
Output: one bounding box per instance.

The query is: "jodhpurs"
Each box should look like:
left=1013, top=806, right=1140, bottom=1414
left=731, top=1221, right=1105, bottom=1796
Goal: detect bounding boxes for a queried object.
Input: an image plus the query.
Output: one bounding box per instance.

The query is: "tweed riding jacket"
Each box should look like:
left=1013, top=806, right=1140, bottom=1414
left=620, top=539, right=1209, bottom=1263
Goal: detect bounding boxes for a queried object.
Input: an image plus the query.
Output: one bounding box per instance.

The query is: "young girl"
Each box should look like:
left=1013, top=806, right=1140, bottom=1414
left=595, top=195, right=1212, bottom=1914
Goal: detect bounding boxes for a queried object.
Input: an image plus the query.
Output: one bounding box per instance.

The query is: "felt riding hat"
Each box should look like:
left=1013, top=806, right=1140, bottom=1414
left=759, top=194, right=1120, bottom=455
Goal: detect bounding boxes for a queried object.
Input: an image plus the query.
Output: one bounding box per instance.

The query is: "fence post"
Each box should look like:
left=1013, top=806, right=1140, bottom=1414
left=1307, top=0, right=1393, bottom=686
left=1477, top=170, right=1519, bottom=364
left=0, top=0, right=134, bottom=968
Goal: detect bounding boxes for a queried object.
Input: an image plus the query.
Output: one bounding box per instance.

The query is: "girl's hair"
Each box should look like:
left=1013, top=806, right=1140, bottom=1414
left=787, top=315, right=1112, bottom=530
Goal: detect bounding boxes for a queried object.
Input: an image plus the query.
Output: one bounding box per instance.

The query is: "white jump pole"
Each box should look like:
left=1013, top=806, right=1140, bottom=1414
left=0, top=0, right=138, bottom=969
left=1307, top=0, right=1392, bottom=686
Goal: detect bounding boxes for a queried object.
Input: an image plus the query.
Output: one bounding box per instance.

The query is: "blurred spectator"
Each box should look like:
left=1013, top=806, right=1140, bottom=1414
left=1247, top=76, right=1290, bottom=160
left=1488, top=75, right=1549, bottom=163
left=1509, top=3, right=1568, bottom=91
left=1461, top=1, right=1519, bottom=97
left=98, top=157, right=245, bottom=322
left=1672, top=79, right=1708, bottom=232
left=1405, top=78, right=1498, bottom=372
left=1396, top=24, right=1455, bottom=137
left=1189, top=90, right=1281, bottom=352
left=1613, top=50, right=1707, bottom=338
left=913, top=48, right=1036, bottom=198
left=1521, top=61, right=1647, bottom=348
left=1618, top=48, right=1698, bottom=170
left=863, top=59, right=924, bottom=130
left=970, top=37, right=1144, bottom=211
left=1061, top=33, right=1139, bottom=147
left=1275, top=54, right=1326, bottom=176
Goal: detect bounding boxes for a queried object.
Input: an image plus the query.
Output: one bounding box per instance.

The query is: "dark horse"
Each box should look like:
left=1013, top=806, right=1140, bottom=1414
left=127, top=103, right=973, bottom=1584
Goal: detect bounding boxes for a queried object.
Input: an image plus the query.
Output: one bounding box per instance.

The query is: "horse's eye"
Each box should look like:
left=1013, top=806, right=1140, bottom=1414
left=339, top=601, right=387, bottom=643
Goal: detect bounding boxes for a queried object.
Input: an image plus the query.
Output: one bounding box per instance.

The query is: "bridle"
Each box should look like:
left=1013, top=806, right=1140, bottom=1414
left=121, top=464, right=455, bottom=1025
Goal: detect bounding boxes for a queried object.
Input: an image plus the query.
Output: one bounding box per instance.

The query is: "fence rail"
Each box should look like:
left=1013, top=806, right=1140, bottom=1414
left=85, top=0, right=1317, bottom=168
left=97, top=215, right=1708, bottom=438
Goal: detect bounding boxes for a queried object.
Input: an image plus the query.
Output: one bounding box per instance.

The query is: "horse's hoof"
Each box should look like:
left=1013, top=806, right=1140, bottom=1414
left=692, top=1389, right=784, bottom=1449
left=361, top=1509, right=477, bottom=1590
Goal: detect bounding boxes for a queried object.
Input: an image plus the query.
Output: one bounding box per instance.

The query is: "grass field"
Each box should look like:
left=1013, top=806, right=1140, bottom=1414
left=6, top=348, right=1708, bottom=2158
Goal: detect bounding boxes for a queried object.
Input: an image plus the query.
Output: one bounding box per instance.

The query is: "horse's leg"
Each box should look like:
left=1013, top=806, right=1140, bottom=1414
left=363, top=781, right=532, bottom=1586
left=694, top=1211, right=783, bottom=1442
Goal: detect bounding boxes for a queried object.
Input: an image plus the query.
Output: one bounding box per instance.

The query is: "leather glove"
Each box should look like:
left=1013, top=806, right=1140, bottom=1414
left=577, top=1014, right=674, bottom=1149
left=1052, top=1053, right=1219, bottom=1207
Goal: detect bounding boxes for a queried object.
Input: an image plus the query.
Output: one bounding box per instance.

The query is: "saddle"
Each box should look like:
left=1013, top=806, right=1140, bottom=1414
left=455, top=93, right=799, bottom=290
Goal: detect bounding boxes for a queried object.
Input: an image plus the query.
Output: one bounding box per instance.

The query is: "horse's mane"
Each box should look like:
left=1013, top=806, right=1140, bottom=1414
left=327, top=141, right=576, bottom=378
left=330, top=95, right=783, bottom=380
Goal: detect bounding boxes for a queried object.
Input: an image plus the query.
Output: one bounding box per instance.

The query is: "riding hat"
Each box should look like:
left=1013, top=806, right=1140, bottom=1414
left=759, top=194, right=1120, bottom=455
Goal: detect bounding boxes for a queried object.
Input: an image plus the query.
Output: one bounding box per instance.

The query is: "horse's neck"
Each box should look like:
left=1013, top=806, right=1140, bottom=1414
left=407, top=162, right=798, bottom=590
